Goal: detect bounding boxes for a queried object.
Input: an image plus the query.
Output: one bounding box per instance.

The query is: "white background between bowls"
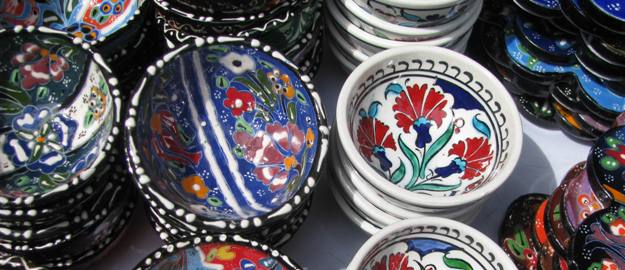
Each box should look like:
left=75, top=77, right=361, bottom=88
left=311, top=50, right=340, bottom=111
left=92, top=44, right=589, bottom=270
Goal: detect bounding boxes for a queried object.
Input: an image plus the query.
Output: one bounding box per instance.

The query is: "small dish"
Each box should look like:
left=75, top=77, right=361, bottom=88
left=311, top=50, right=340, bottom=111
left=562, top=163, right=611, bottom=233
left=571, top=204, right=625, bottom=269
left=134, top=234, right=302, bottom=270
left=325, top=0, right=478, bottom=51
left=338, top=0, right=479, bottom=41
left=335, top=45, right=523, bottom=208
left=125, top=37, right=329, bottom=231
left=352, top=0, right=473, bottom=28
left=587, top=125, right=625, bottom=204
left=580, top=0, right=625, bottom=34
left=347, top=217, right=516, bottom=270
left=499, top=193, right=548, bottom=270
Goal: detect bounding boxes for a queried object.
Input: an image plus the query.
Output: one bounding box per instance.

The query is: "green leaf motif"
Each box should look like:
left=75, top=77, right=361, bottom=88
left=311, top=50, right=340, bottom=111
left=216, top=76, right=229, bottom=89
left=391, top=161, right=405, bottom=184
left=399, top=136, right=420, bottom=188
left=443, top=254, right=473, bottom=270
left=234, top=76, right=271, bottom=105
left=287, top=102, right=297, bottom=123
left=420, top=123, right=454, bottom=178
left=255, top=69, right=277, bottom=104
left=408, top=181, right=462, bottom=192
left=296, top=91, right=307, bottom=105
left=235, top=117, right=254, bottom=135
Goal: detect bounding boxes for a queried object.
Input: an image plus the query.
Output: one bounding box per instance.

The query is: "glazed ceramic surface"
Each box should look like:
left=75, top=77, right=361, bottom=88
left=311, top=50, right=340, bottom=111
left=161, top=0, right=294, bottom=18
left=499, top=194, right=548, bottom=270
left=135, top=235, right=301, bottom=270
left=126, top=38, right=327, bottom=224
left=504, top=27, right=625, bottom=116
left=0, top=0, right=142, bottom=43
left=571, top=204, right=625, bottom=270
left=563, top=164, right=610, bottom=231
left=0, top=27, right=119, bottom=203
left=347, top=217, right=516, bottom=270
left=588, top=125, right=625, bottom=204
left=352, top=0, right=473, bottom=28
left=336, top=46, right=521, bottom=205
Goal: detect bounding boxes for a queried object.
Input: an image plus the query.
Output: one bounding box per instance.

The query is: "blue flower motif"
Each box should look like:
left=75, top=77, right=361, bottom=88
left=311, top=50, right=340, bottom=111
left=3, top=105, right=77, bottom=173
left=70, top=148, right=98, bottom=174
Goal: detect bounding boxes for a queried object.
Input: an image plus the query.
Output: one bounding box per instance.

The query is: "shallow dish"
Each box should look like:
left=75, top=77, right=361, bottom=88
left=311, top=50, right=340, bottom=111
left=347, top=217, right=516, bottom=269
left=338, top=0, right=479, bottom=41
left=0, top=26, right=121, bottom=209
left=134, top=234, right=302, bottom=270
left=335, top=46, right=522, bottom=208
left=325, top=0, right=478, bottom=51
left=352, top=0, right=473, bottom=28
left=126, top=37, right=329, bottom=231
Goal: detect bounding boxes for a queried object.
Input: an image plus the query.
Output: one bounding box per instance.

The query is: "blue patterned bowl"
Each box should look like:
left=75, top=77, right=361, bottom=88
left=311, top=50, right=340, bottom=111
left=125, top=37, right=328, bottom=231
left=0, top=26, right=121, bottom=208
left=335, top=46, right=522, bottom=208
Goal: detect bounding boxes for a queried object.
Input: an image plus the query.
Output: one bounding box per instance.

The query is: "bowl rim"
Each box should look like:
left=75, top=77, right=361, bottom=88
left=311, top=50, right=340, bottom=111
left=326, top=0, right=480, bottom=48
left=0, top=26, right=122, bottom=209
left=133, top=234, right=303, bottom=270
left=124, top=36, right=329, bottom=232
left=335, top=45, right=523, bottom=208
left=340, top=0, right=478, bottom=37
left=366, top=0, right=471, bottom=9
left=346, top=216, right=517, bottom=270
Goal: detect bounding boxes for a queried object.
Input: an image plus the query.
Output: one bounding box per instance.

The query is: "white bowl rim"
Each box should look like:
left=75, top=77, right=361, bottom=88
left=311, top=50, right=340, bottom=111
left=369, top=0, right=469, bottom=9
left=335, top=45, right=523, bottom=208
left=331, top=181, right=381, bottom=235
left=346, top=217, right=517, bottom=270
left=327, top=20, right=370, bottom=61
left=328, top=42, right=358, bottom=71
left=341, top=0, right=477, bottom=37
left=326, top=0, right=481, bottom=48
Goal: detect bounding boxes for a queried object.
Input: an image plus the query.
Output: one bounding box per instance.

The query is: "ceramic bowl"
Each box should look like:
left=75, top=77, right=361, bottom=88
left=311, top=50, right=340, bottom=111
left=0, top=26, right=121, bottom=209
left=134, top=234, right=302, bottom=270
left=335, top=46, right=523, bottom=209
left=587, top=124, right=625, bottom=205
left=325, top=0, right=478, bottom=54
left=347, top=217, right=516, bottom=270
left=160, top=0, right=297, bottom=18
left=125, top=36, right=329, bottom=232
left=338, top=0, right=479, bottom=41
left=352, top=0, right=474, bottom=28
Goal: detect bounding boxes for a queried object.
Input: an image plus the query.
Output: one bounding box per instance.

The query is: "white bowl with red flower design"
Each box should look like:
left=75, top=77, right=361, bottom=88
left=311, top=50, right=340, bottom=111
left=346, top=217, right=516, bottom=270
left=335, top=46, right=522, bottom=209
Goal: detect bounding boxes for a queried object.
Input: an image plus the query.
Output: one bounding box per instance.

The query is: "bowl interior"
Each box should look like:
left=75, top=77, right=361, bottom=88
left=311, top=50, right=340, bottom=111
left=344, top=48, right=519, bottom=198
left=0, top=1, right=141, bottom=42
left=132, top=43, right=320, bottom=220
left=356, top=221, right=511, bottom=269
left=0, top=31, right=115, bottom=199
left=150, top=242, right=290, bottom=269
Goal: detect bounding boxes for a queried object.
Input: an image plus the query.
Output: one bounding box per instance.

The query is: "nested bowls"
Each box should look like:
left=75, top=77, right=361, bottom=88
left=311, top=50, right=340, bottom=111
left=326, top=0, right=481, bottom=71
left=125, top=37, right=328, bottom=242
left=0, top=26, right=134, bottom=269
left=331, top=46, right=522, bottom=232
left=134, top=234, right=302, bottom=270
left=348, top=217, right=516, bottom=270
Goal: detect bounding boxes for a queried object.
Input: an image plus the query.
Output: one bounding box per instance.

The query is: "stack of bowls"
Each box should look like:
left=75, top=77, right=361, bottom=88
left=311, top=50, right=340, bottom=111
left=151, top=0, right=324, bottom=77
left=325, top=0, right=483, bottom=71
left=500, top=123, right=625, bottom=268
left=348, top=217, right=516, bottom=269
left=472, top=0, right=625, bottom=141
left=125, top=37, right=329, bottom=246
left=0, top=0, right=157, bottom=98
left=331, top=46, right=523, bottom=234
left=134, top=234, right=303, bottom=270
left=0, top=27, right=135, bottom=269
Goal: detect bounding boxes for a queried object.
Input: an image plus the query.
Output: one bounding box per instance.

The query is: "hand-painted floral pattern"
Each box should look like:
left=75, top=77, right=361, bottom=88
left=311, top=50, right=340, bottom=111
left=355, top=79, right=495, bottom=195
left=392, top=83, right=448, bottom=148
left=357, top=117, right=396, bottom=172
left=11, top=43, right=70, bottom=90
left=182, top=175, right=209, bottom=199
left=2, top=105, right=77, bottom=173
left=223, top=87, right=255, bottom=117
left=0, top=0, right=39, bottom=26
left=372, top=253, right=414, bottom=270
left=220, top=51, right=256, bottom=75
left=435, top=137, right=493, bottom=180
left=150, top=110, right=202, bottom=167
left=234, top=122, right=309, bottom=192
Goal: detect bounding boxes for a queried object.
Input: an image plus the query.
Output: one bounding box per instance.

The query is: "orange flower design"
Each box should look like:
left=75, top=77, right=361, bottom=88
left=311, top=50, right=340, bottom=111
left=182, top=175, right=208, bottom=199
